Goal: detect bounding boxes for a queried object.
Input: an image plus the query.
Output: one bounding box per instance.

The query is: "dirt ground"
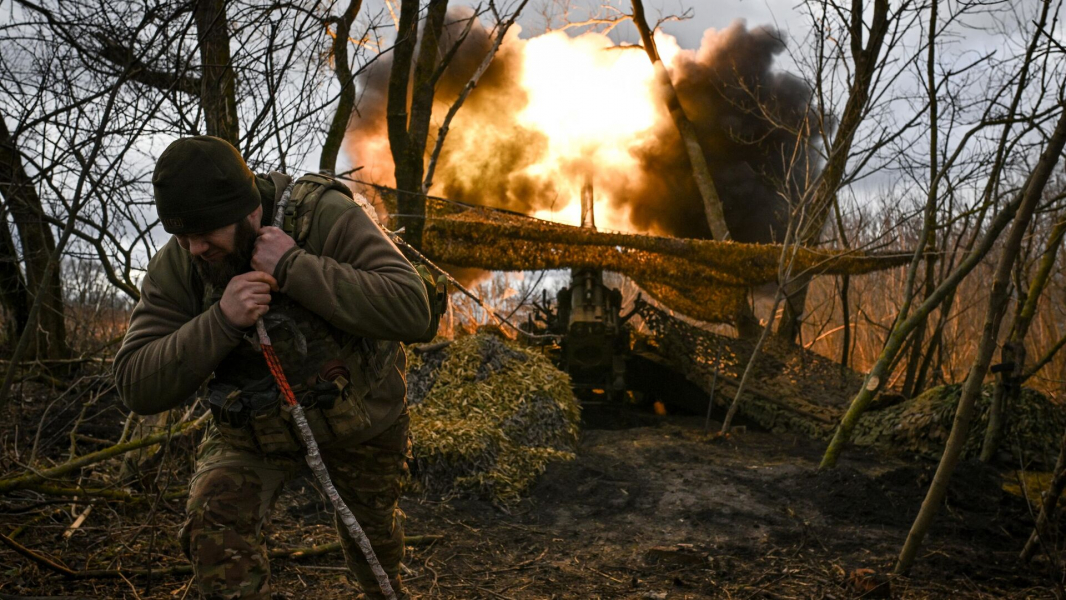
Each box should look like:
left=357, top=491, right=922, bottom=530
left=2, top=399, right=1061, bottom=600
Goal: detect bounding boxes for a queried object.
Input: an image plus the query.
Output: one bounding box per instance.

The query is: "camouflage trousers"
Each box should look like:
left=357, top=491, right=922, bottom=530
left=180, top=411, right=410, bottom=600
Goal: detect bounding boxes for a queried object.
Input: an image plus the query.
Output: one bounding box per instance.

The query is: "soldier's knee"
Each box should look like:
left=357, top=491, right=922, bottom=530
left=182, top=468, right=273, bottom=599
left=187, top=467, right=267, bottom=529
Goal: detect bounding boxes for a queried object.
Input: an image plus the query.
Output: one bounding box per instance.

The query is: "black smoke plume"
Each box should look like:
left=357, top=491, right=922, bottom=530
left=347, top=8, right=815, bottom=244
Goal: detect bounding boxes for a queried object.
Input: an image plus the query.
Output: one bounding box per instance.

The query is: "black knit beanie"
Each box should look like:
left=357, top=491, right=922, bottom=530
left=152, top=136, right=261, bottom=234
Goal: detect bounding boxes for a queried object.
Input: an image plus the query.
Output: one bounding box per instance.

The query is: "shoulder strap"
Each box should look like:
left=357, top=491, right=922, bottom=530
left=283, top=173, right=356, bottom=246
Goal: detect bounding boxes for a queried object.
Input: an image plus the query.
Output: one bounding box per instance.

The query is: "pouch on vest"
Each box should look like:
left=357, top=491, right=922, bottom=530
left=320, top=375, right=371, bottom=438
left=207, top=365, right=372, bottom=454
left=206, top=383, right=259, bottom=453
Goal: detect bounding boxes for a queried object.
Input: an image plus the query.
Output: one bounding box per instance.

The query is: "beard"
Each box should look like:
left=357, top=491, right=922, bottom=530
left=192, top=218, right=257, bottom=290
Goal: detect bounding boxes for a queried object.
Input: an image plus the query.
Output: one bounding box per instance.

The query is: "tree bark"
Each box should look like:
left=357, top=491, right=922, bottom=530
left=193, top=0, right=239, bottom=146
left=894, top=102, right=1066, bottom=574
left=630, top=0, right=730, bottom=242
left=0, top=114, right=68, bottom=360
left=320, top=0, right=364, bottom=174
left=402, top=0, right=449, bottom=186
left=385, top=0, right=419, bottom=187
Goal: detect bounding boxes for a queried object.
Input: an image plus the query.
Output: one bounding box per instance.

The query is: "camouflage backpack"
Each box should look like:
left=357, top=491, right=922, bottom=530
left=280, top=173, right=447, bottom=344
left=203, top=172, right=446, bottom=454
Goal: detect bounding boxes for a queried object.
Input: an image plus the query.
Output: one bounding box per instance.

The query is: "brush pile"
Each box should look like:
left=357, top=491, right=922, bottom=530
left=406, top=332, right=580, bottom=504
left=853, top=384, right=1066, bottom=466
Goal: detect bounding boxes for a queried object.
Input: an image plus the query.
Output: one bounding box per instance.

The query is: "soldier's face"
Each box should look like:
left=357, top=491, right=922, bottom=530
left=178, top=209, right=261, bottom=288
left=175, top=206, right=263, bottom=261
left=177, top=224, right=240, bottom=261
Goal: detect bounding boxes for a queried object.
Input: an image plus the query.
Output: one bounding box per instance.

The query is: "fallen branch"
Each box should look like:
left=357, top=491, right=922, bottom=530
left=0, top=413, right=208, bottom=495
left=61, top=505, right=92, bottom=540
left=0, top=593, right=94, bottom=600
left=0, top=533, right=443, bottom=580
left=13, top=482, right=187, bottom=502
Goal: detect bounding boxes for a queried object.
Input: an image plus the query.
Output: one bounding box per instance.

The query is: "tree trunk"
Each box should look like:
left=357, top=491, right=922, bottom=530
left=776, top=0, right=890, bottom=341
left=777, top=275, right=809, bottom=343
left=913, top=287, right=955, bottom=392
left=840, top=274, right=851, bottom=369
left=1021, top=330, right=1066, bottom=384
left=0, top=115, right=68, bottom=360
left=980, top=215, right=1066, bottom=461
left=630, top=0, right=730, bottom=242
left=193, top=0, right=239, bottom=146
left=894, top=102, right=1066, bottom=574
left=320, top=0, right=364, bottom=174
left=902, top=258, right=937, bottom=397
left=0, top=214, right=29, bottom=344
left=980, top=343, right=1023, bottom=463
left=386, top=0, right=449, bottom=250
left=733, top=302, right=762, bottom=340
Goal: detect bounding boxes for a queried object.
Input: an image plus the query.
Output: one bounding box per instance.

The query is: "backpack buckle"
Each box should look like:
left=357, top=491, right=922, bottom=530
left=281, top=202, right=297, bottom=235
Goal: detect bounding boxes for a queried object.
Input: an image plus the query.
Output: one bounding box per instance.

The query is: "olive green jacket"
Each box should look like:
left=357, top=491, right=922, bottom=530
left=114, top=173, right=431, bottom=443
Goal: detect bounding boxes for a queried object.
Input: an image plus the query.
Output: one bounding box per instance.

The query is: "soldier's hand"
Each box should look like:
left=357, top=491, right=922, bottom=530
left=220, top=271, right=278, bottom=328
left=252, top=226, right=296, bottom=277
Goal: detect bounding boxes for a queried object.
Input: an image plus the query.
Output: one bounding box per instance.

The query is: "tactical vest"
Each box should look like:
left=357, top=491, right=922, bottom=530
left=203, top=172, right=434, bottom=454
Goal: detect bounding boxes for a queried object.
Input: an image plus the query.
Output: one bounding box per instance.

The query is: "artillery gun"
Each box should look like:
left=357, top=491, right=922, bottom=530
left=521, top=175, right=637, bottom=399
left=524, top=268, right=633, bottom=400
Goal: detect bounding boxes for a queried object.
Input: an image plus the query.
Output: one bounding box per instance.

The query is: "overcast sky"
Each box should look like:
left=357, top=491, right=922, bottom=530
left=356, top=0, right=805, bottom=49
left=354, top=0, right=1035, bottom=98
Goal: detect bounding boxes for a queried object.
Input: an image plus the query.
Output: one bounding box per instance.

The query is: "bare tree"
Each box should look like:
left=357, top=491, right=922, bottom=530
left=387, top=0, right=450, bottom=249
left=777, top=0, right=896, bottom=343
left=0, top=113, right=68, bottom=360
left=321, top=0, right=366, bottom=174
left=895, top=89, right=1066, bottom=574
left=819, top=0, right=1064, bottom=468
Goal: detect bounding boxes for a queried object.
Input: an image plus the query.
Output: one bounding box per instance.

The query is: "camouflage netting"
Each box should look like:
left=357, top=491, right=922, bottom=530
left=406, top=333, right=581, bottom=504
left=637, top=303, right=857, bottom=438
left=853, top=384, right=1066, bottom=467
left=637, top=303, right=1066, bottom=466
left=413, top=196, right=912, bottom=323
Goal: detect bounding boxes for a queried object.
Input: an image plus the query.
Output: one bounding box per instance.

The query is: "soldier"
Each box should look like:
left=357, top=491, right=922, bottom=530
left=114, top=135, right=432, bottom=600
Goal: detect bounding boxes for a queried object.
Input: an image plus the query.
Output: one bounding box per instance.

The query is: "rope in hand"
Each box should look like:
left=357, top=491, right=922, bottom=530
left=254, top=181, right=398, bottom=600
